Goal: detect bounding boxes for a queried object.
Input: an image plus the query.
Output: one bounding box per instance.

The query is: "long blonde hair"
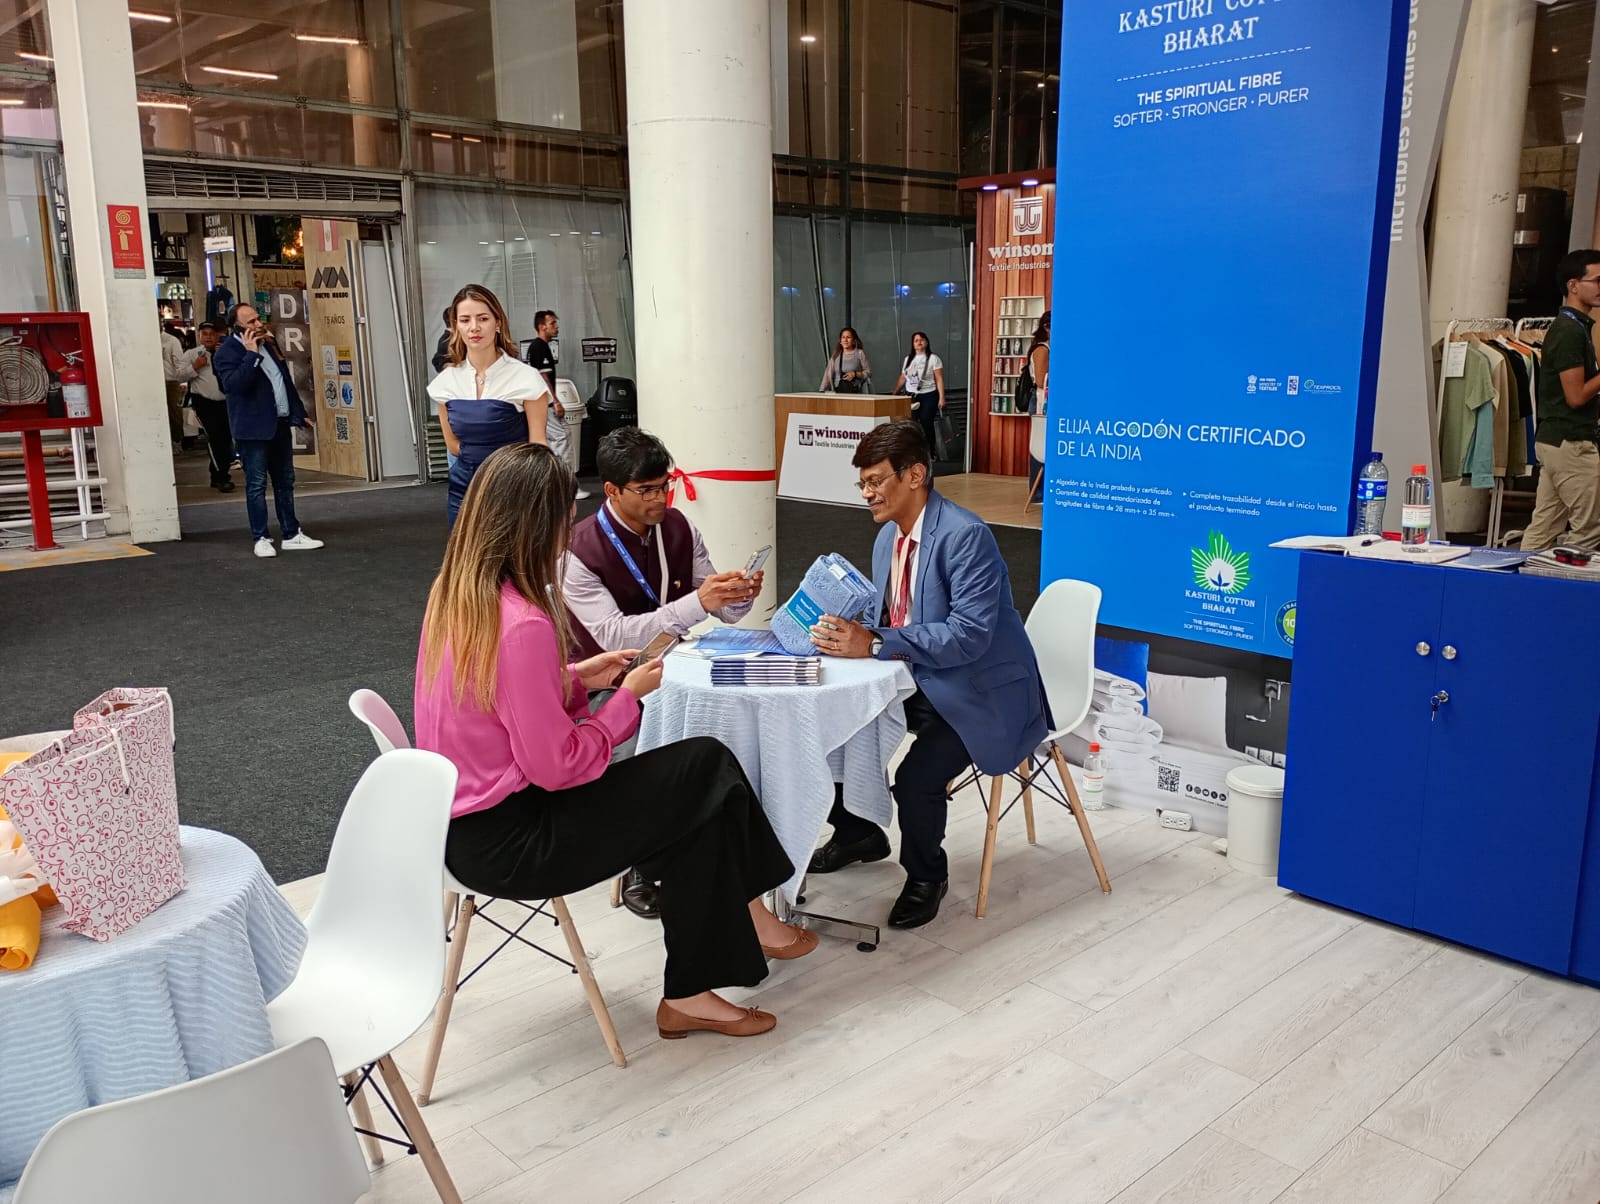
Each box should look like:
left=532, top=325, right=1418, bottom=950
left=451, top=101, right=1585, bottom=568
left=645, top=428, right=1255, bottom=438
left=421, top=443, right=577, bottom=710
left=445, top=283, right=522, bottom=367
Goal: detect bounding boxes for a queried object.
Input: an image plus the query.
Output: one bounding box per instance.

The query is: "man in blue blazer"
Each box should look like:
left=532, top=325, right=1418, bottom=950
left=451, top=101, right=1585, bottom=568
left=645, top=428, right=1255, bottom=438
left=810, top=419, right=1049, bottom=928
left=212, top=303, right=324, bottom=558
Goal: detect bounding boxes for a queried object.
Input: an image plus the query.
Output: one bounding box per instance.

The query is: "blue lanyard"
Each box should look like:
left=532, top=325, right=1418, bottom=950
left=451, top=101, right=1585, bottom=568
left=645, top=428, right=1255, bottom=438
left=596, top=505, right=659, bottom=605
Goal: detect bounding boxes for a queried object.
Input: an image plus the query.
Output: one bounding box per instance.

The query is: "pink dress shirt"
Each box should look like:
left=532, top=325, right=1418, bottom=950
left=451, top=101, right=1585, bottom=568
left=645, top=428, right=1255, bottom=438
left=414, top=583, right=642, bottom=819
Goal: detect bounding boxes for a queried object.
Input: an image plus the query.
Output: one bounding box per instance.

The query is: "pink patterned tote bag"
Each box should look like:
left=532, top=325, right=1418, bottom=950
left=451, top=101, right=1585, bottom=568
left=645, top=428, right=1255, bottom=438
left=0, top=688, right=184, bottom=941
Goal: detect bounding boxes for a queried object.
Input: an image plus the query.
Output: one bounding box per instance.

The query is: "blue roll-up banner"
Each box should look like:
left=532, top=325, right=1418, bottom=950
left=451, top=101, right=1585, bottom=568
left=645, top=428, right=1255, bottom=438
left=1044, top=0, right=1409, bottom=653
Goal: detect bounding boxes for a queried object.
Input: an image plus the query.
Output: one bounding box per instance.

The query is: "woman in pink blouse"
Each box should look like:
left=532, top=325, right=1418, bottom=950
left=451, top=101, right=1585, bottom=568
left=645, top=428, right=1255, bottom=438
left=414, top=443, right=814, bottom=1040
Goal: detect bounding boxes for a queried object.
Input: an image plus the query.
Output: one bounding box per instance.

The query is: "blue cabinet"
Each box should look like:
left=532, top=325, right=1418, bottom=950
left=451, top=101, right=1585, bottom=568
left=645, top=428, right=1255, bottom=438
left=1280, top=554, right=1600, bottom=978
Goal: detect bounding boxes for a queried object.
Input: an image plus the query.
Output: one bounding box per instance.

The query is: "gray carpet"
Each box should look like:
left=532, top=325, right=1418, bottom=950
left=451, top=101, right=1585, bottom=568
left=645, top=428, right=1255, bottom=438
left=1, top=483, right=1043, bottom=884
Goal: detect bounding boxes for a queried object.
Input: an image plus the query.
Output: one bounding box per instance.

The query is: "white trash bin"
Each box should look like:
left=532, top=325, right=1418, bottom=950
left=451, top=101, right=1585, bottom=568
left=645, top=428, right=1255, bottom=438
left=1224, top=764, right=1286, bottom=878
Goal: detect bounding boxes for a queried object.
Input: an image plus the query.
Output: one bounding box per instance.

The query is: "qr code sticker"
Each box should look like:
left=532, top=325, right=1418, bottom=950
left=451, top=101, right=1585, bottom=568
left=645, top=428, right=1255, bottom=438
left=1157, top=765, right=1180, bottom=794
left=334, top=413, right=351, bottom=443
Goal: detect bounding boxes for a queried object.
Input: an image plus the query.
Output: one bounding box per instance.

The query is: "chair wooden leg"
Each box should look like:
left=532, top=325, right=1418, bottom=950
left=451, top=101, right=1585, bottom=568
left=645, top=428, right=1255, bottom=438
left=342, top=1071, right=384, bottom=1168
left=551, top=896, right=628, bottom=1069
left=416, top=894, right=475, bottom=1105
left=1051, top=743, right=1111, bottom=894
left=1020, top=759, right=1037, bottom=845
left=377, top=1055, right=463, bottom=1204
left=975, top=774, right=1005, bottom=919
left=610, top=876, right=623, bottom=908
left=1023, top=469, right=1043, bottom=516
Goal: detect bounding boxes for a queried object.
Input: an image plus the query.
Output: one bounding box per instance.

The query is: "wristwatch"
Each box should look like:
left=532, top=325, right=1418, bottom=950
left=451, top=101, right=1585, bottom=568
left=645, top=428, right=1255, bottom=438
left=869, top=636, right=883, bottom=658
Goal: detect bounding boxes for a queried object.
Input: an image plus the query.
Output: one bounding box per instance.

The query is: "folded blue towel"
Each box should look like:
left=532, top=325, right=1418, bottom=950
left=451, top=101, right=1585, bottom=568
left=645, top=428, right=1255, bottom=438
left=771, top=554, right=878, bottom=654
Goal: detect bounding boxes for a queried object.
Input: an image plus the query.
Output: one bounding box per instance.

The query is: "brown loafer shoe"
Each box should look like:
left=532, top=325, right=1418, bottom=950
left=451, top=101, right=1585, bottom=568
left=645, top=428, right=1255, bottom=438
left=656, top=999, right=777, bottom=1040
left=760, top=925, right=820, bottom=960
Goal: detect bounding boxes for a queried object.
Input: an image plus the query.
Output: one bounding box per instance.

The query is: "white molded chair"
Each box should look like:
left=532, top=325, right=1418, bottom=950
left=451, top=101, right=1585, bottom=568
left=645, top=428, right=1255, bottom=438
left=266, top=749, right=463, bottom=1203
left=14, top=1038, right=369, bottom=1204
left=347, top=689, right=626, bottom=1108
left=1024, top=415, right=1047, bottom=515
left=961, top=578, right=1112, bottom=918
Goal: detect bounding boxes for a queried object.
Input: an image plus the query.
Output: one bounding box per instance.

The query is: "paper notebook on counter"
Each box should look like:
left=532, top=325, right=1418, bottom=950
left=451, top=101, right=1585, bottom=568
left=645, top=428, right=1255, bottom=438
left=1271, top=534, right=1469, bottom=565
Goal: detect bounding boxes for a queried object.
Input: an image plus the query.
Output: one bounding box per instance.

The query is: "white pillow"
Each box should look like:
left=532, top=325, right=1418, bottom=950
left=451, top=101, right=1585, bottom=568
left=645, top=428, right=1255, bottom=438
left=1145, top=672, right=1229, bottom=751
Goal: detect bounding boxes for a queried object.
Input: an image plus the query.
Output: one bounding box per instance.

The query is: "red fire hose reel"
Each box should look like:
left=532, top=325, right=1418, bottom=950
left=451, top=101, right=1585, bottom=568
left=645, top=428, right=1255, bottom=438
left=0, top=313, right=103, bottom=551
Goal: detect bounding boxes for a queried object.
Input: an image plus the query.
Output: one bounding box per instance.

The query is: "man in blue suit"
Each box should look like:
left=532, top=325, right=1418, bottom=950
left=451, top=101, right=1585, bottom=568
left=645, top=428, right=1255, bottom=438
left=213, top=303, right=324, bottom=558
left=810, top=419, right=1049, bottom=928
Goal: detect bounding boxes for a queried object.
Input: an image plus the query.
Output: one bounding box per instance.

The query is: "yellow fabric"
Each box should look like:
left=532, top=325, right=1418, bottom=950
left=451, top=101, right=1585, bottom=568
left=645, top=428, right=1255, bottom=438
left=0, top=893, right=41, bottom=970
left=0, top=752, right=29, bottom=776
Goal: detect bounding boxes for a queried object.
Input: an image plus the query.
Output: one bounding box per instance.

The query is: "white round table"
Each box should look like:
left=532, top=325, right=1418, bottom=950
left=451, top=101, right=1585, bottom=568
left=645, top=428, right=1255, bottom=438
left=0, top=826, right=306, bottom=1194
left=637, top=652, right=916, bottom=901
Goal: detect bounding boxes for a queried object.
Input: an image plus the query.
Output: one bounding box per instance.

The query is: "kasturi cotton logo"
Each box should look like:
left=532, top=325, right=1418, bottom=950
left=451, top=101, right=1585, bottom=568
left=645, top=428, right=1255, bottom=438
left=1192, top=531, right=1252, bottom=595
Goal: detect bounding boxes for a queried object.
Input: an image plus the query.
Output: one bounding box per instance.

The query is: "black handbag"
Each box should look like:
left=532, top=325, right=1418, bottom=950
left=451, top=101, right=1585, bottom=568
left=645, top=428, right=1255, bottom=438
left=833, top=377, right=865, bottom=394
left=933, top=413, right=956, bottom=461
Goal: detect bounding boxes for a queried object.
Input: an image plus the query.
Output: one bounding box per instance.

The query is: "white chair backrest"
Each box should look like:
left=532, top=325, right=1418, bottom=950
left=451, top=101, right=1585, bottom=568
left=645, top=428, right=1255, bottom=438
left=348, top=688, right=411, bottom=753
left=13, top=1038, right=369, bottom=1204
left=1028, top=415, right=1047, bottom=463
left=1025, top=578, right=1102, bottom=738
left=307, top=748, right=455, bottom=1031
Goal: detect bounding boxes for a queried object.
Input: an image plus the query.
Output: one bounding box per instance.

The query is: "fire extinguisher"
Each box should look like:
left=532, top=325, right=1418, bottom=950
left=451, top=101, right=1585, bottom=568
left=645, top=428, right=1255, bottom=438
left=60, top=353, right=90, bottom=419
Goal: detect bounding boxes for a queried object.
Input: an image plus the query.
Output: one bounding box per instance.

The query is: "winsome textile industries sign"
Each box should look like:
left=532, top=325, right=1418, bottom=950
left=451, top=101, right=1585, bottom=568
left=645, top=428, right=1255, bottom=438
left=1042, top=0, right=1408, bottom=653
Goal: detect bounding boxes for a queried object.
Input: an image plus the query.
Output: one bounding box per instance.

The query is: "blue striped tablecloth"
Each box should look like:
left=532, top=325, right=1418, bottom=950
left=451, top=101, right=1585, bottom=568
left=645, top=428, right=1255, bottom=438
left=638, top=654, right=916, bottom=901
left=0, top=826, right=307, bottom=1194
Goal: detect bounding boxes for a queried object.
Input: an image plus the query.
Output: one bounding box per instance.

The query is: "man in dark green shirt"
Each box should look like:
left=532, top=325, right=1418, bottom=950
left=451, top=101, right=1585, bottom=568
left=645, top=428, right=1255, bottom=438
left=1523, top=249, right=1600, bottom=550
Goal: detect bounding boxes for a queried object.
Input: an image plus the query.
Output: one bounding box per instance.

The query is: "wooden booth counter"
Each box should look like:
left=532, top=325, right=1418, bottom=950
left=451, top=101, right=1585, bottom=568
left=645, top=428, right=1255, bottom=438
left=773, top=393, right=911, bottom=477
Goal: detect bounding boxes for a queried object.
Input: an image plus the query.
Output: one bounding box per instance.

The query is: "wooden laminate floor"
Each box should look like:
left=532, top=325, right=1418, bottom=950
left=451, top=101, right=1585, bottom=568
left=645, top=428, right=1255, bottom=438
left=279, top=777, right=1600, bottom=1204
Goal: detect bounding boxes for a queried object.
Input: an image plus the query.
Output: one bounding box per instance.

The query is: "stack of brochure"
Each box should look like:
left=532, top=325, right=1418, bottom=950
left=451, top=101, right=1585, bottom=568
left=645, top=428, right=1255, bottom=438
left=710, top=657, right=822, bottom=687
left=685, top=628, right=801, bottom=659
left=1523, top=550, right=1600, bottom=583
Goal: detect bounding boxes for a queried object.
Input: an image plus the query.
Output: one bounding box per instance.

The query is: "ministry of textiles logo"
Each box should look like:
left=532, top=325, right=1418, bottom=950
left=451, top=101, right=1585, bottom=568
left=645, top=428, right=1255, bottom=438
left=1192, top=531, right=1252, bottom=595
left=1246, top=375, right=1258, bottom=394
left=1012, top=196, right=1044, bottom=236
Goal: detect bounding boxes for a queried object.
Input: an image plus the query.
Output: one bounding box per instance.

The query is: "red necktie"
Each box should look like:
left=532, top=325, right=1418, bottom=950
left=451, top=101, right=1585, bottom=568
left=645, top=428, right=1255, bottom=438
left=890, top=536, right=916, bottom=627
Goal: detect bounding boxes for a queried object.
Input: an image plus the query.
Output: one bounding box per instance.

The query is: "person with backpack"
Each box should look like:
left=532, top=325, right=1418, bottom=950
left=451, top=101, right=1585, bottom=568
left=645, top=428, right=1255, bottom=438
left=893, top=331, right=945, bottom=454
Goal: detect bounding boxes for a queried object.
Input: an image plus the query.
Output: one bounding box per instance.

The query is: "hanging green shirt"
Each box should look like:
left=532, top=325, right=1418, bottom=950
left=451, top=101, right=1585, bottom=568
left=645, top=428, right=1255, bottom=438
left=1535, top=309, right=1599, bottom=447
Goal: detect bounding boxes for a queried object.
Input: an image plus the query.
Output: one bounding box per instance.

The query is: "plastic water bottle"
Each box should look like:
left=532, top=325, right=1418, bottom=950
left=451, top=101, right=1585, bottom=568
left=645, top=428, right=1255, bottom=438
left=1081, top=742, right=1106, bottom=811
left=1354, top=453, right=1388, bottom=536
left=1402, top=464, right=1432, bottom=548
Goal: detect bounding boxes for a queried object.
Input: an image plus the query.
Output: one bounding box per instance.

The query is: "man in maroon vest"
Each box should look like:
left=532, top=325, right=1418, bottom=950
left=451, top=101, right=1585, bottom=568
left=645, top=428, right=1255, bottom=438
left=564, top=426, right=763, bottom=917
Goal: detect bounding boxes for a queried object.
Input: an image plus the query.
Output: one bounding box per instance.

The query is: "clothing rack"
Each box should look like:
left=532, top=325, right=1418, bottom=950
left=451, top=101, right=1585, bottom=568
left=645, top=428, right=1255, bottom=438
left=1490, top=316, right=1559, bottom=547
left=1438, top=319, right=1515, bottom=545
left=1515, top=316, right=1556, bottom=340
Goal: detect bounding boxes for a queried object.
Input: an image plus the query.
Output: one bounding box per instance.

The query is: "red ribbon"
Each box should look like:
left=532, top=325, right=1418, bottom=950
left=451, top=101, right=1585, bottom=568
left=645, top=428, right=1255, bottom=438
left=667, top=467, right=776, bottom=505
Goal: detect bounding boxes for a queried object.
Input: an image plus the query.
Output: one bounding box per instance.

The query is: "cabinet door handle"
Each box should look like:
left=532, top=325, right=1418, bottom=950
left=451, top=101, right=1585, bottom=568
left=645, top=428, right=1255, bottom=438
left=1415, top=641, right=1431, bottom=657
left=1442, top=645, right=1458, bottom=661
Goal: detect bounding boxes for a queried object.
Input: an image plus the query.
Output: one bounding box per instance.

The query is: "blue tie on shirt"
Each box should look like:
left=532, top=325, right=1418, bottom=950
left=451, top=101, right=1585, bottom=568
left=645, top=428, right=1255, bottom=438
left=256, top=344, right=291, bottom=419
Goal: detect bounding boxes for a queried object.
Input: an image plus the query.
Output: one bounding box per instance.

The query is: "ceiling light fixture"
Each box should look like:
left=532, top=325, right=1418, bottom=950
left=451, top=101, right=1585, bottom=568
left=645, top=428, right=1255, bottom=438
left=591, top=230, right=602, bottom=235
left=981, top=183, right=999, bottom=191
left=800, top=34, right=817, bottom=43
left=1037, top=81, right=1046, bottom=89
left=0, top=98, right=25, bottom=107
left=569, top=230, right=581, bottom=235
left=1021, top=177, right=1039, bottom=186
left=462, top=135, right=482, bottom=143
left=203, top=65, right=280, bottom=80
left=549, top=232, right=561, bottom=237
left=429, top=131, right=452, bottom=140
left=17, top=52, right=51, bottom=63
left=138, top=99, right=190, bottom=110
left=128, top=10, right=174, bottom=23
left=294, top=33, right=361, bottom=45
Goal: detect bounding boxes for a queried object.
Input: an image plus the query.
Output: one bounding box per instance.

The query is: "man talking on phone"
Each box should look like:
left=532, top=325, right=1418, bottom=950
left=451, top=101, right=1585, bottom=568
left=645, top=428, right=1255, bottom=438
left=563, top=426, right=763, bottom=917
left=213, top=303, right=323, bottom=558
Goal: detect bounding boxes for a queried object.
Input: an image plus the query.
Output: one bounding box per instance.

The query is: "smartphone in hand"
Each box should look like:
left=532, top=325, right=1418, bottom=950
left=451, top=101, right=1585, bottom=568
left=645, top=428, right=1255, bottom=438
left=613, top=630, right=683, bottom=685
left=743, top=544, right=773, bottom=578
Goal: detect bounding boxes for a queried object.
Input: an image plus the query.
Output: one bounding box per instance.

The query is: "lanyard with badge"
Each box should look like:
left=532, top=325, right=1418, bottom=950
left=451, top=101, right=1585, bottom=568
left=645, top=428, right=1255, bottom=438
left=597, top=505, right=668, bottom=605
left=1559, top=308, right=1599, bottom=376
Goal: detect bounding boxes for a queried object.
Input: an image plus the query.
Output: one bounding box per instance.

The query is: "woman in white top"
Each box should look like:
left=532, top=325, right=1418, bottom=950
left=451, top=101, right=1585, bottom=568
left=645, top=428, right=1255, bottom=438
left=426, top=283, right=550, bottom=527
left=893, top=331, right=945, bottom=453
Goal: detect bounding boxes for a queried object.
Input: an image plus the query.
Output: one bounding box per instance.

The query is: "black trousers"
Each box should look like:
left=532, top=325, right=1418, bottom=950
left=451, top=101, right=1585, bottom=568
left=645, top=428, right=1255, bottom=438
left=912, top=394, right=940, bottom=457
left=445, top=736, right=793, bottom=999
left=828, top=691, right=972, bottom=882
left=191, top=396, right=234, bottom=484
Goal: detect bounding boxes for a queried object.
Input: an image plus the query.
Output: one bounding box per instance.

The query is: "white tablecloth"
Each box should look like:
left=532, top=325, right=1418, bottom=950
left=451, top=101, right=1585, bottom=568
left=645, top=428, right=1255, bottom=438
left=0, top=826, right=307, bottom=1194
left=637, top=654, right=916, bottom=900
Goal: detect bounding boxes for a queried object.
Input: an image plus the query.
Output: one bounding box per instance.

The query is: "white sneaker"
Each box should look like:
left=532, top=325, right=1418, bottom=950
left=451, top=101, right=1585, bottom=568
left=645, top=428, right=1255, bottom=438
left=253, top=538, right=277, bottom=558
left=574, top=488, right=592, bottom=500
left=281, top=531, right=325, bottom=551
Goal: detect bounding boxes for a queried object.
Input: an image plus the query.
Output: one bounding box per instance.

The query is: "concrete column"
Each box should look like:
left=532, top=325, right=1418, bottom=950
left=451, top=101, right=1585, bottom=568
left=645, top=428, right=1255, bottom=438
left=46, top=0, right=179, bottom=541
left=624, top=3, right=776, bottom=619
left=1569, top=10, right=1600, bottom=250
left=1428, top=0, right=1537, bottom=533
